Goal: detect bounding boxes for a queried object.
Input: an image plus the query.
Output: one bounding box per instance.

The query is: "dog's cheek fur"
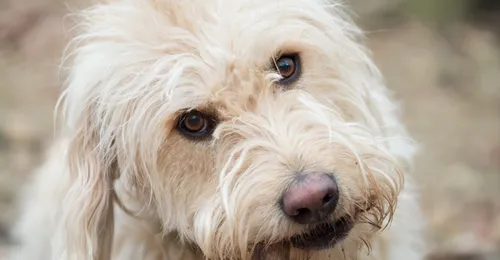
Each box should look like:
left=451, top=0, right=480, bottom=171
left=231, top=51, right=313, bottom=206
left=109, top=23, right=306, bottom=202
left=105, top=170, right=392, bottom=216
left=153, top=131, right=218, bottom=235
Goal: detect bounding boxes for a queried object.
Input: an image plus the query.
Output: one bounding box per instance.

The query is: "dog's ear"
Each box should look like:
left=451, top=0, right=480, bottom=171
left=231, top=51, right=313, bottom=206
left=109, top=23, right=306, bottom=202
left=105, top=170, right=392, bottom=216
left=56, top=107, right=118, bottom=260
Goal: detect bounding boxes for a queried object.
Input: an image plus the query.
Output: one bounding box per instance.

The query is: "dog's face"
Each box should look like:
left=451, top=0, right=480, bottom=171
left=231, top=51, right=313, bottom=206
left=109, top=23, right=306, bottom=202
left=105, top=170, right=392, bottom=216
left=62, top=0, right=407, bottom=259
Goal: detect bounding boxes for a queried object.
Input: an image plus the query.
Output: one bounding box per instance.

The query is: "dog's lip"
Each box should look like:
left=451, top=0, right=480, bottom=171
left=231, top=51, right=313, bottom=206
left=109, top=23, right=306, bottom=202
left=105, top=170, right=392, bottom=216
left=289, top=215, right=354, bottom=250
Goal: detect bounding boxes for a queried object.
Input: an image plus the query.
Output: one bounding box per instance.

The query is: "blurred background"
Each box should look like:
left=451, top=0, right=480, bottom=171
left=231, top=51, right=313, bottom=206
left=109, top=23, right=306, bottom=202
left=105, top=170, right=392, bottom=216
left=0, top=0, right=499, bottom=259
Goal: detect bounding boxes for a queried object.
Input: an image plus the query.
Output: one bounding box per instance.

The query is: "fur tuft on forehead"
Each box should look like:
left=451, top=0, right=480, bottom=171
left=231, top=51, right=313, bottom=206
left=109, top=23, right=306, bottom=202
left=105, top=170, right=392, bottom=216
left=60, top=0, right=386, bottom=131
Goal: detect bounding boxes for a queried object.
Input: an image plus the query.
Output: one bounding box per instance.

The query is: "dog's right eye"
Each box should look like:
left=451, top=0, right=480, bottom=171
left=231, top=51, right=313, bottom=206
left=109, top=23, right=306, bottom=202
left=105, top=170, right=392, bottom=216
left=178, top=110, right=216, bottom=139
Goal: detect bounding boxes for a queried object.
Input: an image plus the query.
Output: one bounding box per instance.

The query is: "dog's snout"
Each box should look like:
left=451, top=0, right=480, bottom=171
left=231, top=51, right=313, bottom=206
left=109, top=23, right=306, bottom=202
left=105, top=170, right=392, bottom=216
left=281, top=173, right=339, bottom=224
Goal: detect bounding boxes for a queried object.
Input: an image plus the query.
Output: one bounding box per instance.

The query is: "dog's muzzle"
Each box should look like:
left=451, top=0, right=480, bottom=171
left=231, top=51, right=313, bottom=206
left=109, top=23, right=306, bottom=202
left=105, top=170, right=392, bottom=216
left=279, top=173, right=354, bottom=250
left=250, top=173, right=362, bottom=259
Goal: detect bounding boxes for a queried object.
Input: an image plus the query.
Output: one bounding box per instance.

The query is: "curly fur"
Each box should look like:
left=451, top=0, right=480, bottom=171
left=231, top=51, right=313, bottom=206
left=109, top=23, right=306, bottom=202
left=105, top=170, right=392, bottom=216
left=11, top=0, right=427, bottom=259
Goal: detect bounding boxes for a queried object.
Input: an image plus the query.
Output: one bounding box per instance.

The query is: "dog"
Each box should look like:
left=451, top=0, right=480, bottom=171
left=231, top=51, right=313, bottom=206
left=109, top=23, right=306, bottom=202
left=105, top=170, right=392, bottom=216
left=10, top=0, right=427, bottom=259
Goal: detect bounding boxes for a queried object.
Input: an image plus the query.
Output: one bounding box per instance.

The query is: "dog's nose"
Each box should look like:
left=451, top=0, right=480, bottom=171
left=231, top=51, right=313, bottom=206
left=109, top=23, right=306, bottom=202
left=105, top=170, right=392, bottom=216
left=281, top=173, right=339, bottom=224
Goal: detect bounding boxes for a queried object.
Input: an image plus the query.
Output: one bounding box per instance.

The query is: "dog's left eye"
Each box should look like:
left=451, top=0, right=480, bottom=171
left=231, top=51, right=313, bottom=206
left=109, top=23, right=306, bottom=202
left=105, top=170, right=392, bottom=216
left=178, top=110, right=216, bottom=138
left=275, top=54, right=300, bottom=84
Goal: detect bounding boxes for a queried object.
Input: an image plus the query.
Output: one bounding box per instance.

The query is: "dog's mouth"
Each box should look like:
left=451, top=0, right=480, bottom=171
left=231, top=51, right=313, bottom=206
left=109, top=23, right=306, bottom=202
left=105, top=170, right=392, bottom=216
left=289, top=215, right=354, bottom=250
left=251, top=206, right=375, bottom=259
left=251, top=215, right=355, bottom=260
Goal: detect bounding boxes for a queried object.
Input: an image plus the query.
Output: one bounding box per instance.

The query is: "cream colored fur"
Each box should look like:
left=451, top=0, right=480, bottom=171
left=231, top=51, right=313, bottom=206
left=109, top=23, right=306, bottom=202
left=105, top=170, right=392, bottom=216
left=11, top=0, right=426, bottom=259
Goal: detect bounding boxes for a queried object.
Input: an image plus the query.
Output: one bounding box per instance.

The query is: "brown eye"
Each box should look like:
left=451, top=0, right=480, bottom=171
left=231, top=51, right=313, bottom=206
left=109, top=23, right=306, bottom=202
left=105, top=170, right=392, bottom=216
left=275, top=54, right=300, bottom=84
left=178, top=110, right=216, bottom=138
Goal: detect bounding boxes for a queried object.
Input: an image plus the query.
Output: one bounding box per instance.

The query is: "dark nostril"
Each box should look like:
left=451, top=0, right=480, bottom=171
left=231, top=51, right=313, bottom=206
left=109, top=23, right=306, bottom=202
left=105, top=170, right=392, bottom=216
left=281, top=172, right=339, bottom=224
left=297, top=208, right=309, bottom=216
left=322, top=193, right=333, bottom=205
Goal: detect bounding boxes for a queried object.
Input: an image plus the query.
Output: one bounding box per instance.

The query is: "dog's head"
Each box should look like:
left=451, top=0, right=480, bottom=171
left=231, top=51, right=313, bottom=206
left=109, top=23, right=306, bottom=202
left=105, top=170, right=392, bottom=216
left=58, top=0, right=414, bottom=259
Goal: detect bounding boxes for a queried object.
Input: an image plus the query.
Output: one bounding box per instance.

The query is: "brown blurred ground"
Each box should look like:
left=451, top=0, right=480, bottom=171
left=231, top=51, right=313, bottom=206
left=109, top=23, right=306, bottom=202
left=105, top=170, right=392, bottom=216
left=0, top=0, right=499, bottom=259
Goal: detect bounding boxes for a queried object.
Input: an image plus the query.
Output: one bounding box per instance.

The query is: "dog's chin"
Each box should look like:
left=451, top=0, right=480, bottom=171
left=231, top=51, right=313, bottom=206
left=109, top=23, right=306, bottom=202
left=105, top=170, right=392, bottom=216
left=289, top=215, right=354, bottom=250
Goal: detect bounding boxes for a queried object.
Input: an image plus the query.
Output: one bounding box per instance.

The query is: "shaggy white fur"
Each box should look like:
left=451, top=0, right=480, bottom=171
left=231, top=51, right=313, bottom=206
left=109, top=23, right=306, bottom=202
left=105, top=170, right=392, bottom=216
left=11, top=0, right=427, bottom=259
